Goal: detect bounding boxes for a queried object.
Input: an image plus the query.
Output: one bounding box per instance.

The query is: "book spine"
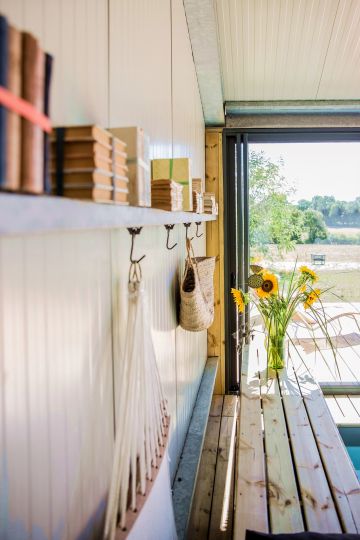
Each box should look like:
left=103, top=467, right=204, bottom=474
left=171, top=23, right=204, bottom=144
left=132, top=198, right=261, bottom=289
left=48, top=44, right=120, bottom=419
left=21, top=32, right=44, bottom=193
left=55, top=127, right=65, bottom=195
left=0, top=16, right=8, bottom=187
left=5, top=25, right=21, bottom=191
left=43, top=53, right=53, bottom=194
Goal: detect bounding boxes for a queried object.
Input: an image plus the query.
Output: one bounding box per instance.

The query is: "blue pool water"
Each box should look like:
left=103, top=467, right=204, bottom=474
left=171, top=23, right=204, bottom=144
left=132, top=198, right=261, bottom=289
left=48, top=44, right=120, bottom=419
left=339, top=427, right=360, bottom=481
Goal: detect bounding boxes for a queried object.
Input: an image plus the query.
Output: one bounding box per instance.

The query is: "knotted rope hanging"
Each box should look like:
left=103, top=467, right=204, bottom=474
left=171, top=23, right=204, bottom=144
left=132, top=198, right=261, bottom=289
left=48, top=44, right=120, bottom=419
left=104, top=261, right=168, bottom=539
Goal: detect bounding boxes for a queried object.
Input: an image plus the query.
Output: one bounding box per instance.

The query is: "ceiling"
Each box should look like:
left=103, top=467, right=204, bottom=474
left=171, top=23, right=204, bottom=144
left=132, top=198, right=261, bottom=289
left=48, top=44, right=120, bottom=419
left=184, top=0, right=360, bottom=125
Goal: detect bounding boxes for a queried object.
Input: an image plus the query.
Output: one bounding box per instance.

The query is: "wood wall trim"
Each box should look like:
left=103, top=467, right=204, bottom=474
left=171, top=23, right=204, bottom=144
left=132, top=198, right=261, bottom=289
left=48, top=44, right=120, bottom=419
left=206, top=129, right=225, bottom=394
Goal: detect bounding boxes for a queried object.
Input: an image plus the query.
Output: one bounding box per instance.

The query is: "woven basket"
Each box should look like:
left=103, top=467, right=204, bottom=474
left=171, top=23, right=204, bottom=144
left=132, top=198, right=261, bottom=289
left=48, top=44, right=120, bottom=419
left=180, top=239, right=216, bottom=332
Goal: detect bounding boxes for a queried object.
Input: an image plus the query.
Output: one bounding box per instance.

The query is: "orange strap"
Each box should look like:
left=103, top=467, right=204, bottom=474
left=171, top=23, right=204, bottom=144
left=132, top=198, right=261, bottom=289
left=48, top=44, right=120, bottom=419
left=0, top=86, right=52, bottom=133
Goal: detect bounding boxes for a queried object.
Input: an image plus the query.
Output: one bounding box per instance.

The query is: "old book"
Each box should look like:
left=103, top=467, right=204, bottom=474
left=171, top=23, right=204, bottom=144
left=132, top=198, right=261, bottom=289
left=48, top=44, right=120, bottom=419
left=192, top=178, right=204, bottom=193
left=51, top=140, right=113, bottom=160
left=43, top=53, right=53, bottom=193
left=0, top=15, right=8, bottom=188
left=5, top=24, right=21, bottom=191
left=50, top=155, right=113, bottom=173
left=52, top=169, right=115, bottom=189
left=151, top=158, right=192, bottom=211
left=21, top=32, right=45, bottom=193
left=109, top=126, right=151, bottom=207
left=52, top=125, right=127, bottom=153
left=62, top=185, right=129, bottom=205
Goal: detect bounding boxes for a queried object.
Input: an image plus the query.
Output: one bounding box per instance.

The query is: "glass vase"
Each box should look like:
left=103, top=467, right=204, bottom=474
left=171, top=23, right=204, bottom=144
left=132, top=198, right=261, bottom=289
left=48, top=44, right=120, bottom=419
left=266, top=330, right=286, bottom=371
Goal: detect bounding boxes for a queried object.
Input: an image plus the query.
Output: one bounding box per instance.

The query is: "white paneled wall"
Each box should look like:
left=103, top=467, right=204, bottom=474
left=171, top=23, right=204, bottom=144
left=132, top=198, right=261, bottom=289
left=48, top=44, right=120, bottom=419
left=0, top=1, right=205, bottom=539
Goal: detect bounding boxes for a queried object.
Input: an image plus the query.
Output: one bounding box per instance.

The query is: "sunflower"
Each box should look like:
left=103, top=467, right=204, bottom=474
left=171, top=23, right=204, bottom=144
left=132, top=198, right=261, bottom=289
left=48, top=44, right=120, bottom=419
left=255, top=271, right=278, bottom=298
left=304, top=288, right=321, bottom=310
left=299, top=266, right=318, bottom=283
left=231, top=288, right=245, bottom=313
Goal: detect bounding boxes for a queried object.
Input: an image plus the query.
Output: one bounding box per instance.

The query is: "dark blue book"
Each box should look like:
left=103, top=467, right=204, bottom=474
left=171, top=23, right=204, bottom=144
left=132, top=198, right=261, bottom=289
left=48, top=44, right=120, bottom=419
left=0, top=15, right=8, bottom=187
left=43, top=52, right=53, bottom=193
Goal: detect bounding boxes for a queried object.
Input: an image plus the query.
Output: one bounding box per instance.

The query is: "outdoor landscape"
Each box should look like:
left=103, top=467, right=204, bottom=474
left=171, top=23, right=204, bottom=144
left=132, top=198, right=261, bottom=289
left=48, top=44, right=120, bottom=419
left=249, top=147, right=360, bottom=302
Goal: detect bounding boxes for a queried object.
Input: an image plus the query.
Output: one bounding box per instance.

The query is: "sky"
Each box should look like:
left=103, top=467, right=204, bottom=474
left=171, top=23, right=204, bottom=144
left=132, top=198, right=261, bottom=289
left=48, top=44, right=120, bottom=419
left=252, top=142, right=360, bottom=203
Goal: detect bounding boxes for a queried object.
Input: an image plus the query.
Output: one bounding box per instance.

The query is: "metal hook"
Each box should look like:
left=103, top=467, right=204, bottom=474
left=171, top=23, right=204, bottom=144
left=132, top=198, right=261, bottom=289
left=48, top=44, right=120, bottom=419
left=184, top=223, right=194, bottom=241
left=195, top=222, right=203, bottom=238
left=165, top=224, right=177, bottom=250
left=127, top=227, right=146, bottom=264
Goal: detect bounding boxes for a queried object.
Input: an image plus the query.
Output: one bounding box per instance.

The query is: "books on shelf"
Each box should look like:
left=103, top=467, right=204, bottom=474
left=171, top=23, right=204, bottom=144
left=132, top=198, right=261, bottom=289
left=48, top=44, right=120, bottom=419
left=109, top=126, right=151, bottom=207
left=6, top=25, right=21, bottom=191
left=151, top=179, right=183, bottom=212
left=52, top=125, right=129, bottom=204
left=0, top=14, right=54, bottom=193
left=21, top=32, right=45, bottom=194
left=151, top=158, right=193, bottom=211
left=204, top=192, right=218, bottom=215
left=192, top=177, right=204, bottom=193
left=193, top=190, right=204, bottom=214
left=0, top=15, right=8, bottom=188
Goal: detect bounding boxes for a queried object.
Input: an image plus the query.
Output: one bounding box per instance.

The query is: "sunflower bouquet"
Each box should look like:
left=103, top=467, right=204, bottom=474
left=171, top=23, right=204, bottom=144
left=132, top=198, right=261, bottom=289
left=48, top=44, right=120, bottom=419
left=231, top=264, right=328, bottom=370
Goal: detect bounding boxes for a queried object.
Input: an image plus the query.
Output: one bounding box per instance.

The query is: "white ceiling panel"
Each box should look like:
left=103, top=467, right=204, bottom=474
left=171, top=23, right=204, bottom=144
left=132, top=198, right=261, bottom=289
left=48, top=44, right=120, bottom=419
left=184, top=0, right=360, bottom=123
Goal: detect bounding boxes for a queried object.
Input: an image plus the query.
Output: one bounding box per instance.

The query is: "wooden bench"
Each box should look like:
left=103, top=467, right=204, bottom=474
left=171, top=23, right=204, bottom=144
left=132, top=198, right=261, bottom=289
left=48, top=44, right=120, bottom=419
left=234, top=336, right=360, bottom=539
left=311, top=253, right=326, bottom=265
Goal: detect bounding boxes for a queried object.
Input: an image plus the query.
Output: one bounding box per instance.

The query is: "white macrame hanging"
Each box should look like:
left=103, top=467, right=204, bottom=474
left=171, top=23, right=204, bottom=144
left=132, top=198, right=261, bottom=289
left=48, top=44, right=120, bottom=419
left=104, top=261, right=169, bottom=540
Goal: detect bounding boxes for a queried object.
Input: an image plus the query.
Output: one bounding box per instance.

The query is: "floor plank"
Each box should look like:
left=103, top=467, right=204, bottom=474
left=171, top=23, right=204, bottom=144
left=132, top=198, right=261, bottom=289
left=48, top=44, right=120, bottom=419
left=234, top=345, right=268, bottom=540
left=279, top=365, right=342, bottom=533
left=296, top=376, right=360, bottom=533
left=261, top=373, right=304, bottom=533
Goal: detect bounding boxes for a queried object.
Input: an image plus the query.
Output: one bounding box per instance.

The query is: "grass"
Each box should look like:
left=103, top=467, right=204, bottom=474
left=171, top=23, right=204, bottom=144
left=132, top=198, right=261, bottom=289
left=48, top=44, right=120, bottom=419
left=327, top=227, right=360, bottom=236
left=254, top=244, right=360, bottom=302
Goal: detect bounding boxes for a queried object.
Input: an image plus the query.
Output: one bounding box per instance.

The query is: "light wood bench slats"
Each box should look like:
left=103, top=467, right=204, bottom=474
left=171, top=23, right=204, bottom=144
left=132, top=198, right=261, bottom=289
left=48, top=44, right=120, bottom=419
left=294, top=363, right=360, bottom=533
left=209, top=395, right=237, bottom=539
left=187, top=395, right=223, bottom=539
left=279, top=366, right=342, bottom=533
left=259, top=355, right=304, bottom=533
left=234, top=347, right=268, bottom=540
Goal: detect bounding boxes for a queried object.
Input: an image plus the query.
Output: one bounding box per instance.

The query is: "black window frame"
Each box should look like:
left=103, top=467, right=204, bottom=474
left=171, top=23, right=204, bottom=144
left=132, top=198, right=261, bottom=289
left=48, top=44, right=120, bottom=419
left=223, top=126, right=360, bottom=394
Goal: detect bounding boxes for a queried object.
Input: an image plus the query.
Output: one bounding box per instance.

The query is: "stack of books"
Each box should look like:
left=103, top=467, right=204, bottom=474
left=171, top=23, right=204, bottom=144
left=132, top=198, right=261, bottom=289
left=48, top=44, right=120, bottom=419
left=193, top=190, right=204, bottom=213
left=204, top=192, right=218, bottom=215
left=109, top=126, right=151, bottom=207
left=51, top=125, right=129, bottom=204
left=151, top=180, right=183, bottom=211
left=0, top=15, right=53, bottom=194
left=192, top=178, right=204, bottom=193
left=192, top=177, right=205, bottom=213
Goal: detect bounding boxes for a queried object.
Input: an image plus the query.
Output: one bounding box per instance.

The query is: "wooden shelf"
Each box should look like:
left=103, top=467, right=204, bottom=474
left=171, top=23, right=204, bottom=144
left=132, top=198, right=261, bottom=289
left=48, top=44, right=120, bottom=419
left=0, top=193, right=217, bottom=236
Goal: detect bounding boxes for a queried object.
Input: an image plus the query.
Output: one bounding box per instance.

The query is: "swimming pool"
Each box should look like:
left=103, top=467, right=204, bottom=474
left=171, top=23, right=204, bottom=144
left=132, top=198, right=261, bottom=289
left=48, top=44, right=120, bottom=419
left=339, top=426, right=360, bottom=481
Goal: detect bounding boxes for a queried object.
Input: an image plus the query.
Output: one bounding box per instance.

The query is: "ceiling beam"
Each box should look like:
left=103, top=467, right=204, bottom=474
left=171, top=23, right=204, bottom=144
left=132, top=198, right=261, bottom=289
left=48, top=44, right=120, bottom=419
left=226, top=100, right=360, bottom=116
left=183, top=0, right=224, bottom=126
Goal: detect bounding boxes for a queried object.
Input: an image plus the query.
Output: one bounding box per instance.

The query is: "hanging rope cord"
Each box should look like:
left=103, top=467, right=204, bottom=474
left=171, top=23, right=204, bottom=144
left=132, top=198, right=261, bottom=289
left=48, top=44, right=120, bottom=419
left=104, top=267, right=168, bottom=539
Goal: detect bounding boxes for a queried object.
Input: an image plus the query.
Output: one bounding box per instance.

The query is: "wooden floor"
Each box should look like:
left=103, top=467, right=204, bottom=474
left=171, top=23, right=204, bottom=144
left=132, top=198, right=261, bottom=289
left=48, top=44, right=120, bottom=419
left=290, top=302, right=360, bottom=384
left=187, top=394, right=238, bottom=540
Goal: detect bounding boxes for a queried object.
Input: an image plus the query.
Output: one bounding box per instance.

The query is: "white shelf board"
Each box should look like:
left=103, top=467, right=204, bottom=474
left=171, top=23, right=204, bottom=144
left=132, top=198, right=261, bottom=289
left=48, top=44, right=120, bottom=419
left=0, top=193, right=217, bottom=236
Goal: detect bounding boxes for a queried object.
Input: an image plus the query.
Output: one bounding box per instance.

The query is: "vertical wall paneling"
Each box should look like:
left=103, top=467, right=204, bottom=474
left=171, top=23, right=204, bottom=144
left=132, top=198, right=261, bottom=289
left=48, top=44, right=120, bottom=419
left=0, top=238, right=31, bottom=538
left=0, top=0, right=206, bottom=535
left=109, top=0, right=172, bottom=159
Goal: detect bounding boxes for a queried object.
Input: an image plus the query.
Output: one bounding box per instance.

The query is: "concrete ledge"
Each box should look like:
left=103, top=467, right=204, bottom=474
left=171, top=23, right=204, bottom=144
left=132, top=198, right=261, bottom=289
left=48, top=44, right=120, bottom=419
left=172, top=356, right=219, bottom=540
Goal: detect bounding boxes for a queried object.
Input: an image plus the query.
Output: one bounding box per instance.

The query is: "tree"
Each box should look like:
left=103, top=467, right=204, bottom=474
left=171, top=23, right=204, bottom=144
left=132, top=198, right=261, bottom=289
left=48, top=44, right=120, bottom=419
left=249, top=151, right=303, bottom=253
left=303, top=209, right=328, bottom=243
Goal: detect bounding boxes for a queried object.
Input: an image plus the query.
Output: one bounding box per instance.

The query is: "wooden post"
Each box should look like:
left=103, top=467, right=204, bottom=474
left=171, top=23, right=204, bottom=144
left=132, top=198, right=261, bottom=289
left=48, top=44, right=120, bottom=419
left=206, top=128, right=225, bottom=394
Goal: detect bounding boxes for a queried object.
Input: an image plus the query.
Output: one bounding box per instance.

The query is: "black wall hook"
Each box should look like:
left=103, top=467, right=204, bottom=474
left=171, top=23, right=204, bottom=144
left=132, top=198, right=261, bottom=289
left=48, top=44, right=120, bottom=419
left=195, top=222, right=203, bottom=238
left=184, top=223, right=194, bottom=241
left=165, top=224, right=177, bottom=250
left=127, top=227, right=146, bottom=263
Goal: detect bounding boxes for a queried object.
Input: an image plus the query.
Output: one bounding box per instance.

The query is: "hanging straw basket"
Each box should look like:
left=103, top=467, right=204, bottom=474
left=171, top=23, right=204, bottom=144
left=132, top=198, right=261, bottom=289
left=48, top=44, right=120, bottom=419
left=180, top=239, right=216, bottom=332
